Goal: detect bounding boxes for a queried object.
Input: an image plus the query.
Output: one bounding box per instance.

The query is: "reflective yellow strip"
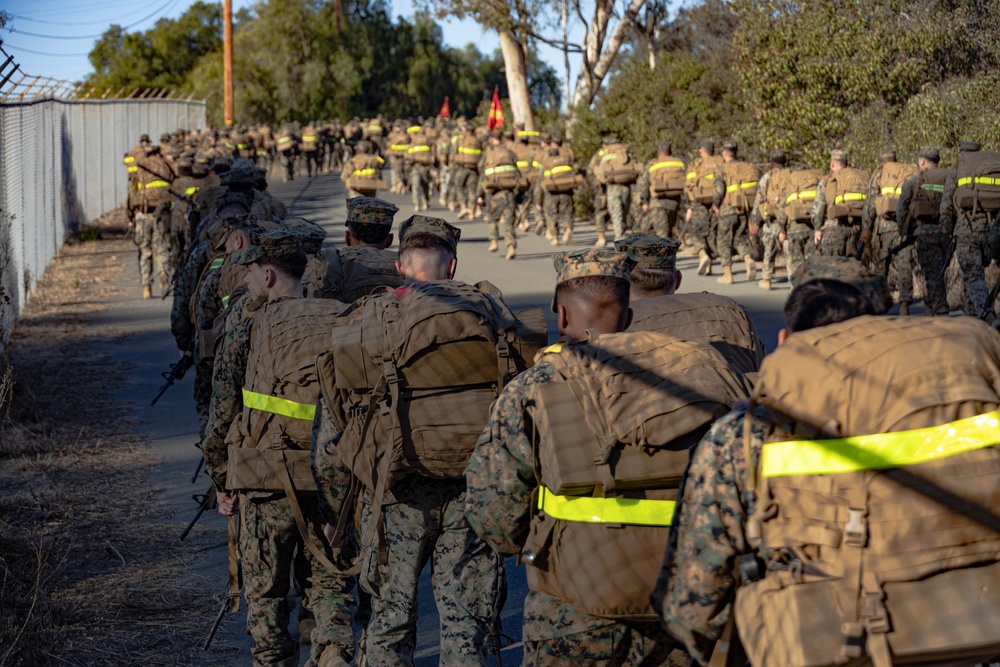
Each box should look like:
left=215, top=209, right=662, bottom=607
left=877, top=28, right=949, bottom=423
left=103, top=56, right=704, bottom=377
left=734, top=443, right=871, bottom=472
left=958, top=176, right=1000, bottom=187
left=726, top=181, right=758, bottom=193
left=127, top=166, right=138, bottom=173
left=532, top=160, right=541, bottom=168
left=705, top=174, right=714, bottom=180
left=185, top=186, right=199, bottom=196
left=762, top=410, right=1000, bottom=478
left=787, top=189, right=817, bottom=203
left=408, top=145, right=430, bottom=153
left=277, top=137, right=292, bottom=143
left=352, top=168, right=378, bottom=177
left=686, top=171, right=698, bottom=180
left=880, top=186, right=902, bottom=196
left=921, top=184, right=945, bottom=193
left=237, top=143, right=248, bottom=149
left=538, top=486, right=675, bottom=527
left=210, top=257, right=225, bottom=270
left=407, top=127, right=421, bottom=133
left=303, top=135, right=317, bottom=141
left=484, top=165, right=518, bottom=175
left=458, top=147, right=482, bottom=155
left=600, top=153, right=617, bottom=162
left=518, top=131, right=540, bottom=137
left=649, top=160, right=685, bottom=173
left=834, top=192, right=866, bottom=204
left=368, top=125, right=381, bottom=131
left=516, top=160, right=530, bottom=168
left=242, top=388, right=317, bottom=422
left=377, top=156, right=384, bottom=165
left=542, top=342, right=564, bottom=354
left=221, top=294, right=230, bottom=308
left=124, top=156, right=135, bottom=164
left=544, top=165, right=574, bottom=177
left=390, top=144, right=409, bottom=151
left=451, top=135, right=462, bottom=145
left=143, top=180, right=170, bottom=188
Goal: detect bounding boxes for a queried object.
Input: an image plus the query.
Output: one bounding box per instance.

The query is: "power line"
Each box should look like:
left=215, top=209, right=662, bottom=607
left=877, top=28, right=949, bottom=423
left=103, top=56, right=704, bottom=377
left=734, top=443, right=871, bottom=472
left=2, top=0, right=182, bottom=41
left=3, top=43, right=92, bottom=57
left=8, top=3, right=161, bottom=27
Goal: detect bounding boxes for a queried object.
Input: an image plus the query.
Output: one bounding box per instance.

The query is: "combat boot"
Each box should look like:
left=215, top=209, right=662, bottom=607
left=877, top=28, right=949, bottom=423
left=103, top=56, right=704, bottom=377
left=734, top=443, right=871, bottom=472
left=505, top=245, right=517, bottom=260
left=535, top=219, right=546, bottom=235
left=550, top=235, right=559, bottom=246
left=697, top=249, right=712, bottom=276
left=595, top=233, right=607, bottom=248
left=717, top=266, right=734, bottom=284
left=899, top=301, right=911, bottom=316
left=142, top=285, right=152, bottom=299
left=758, top=279, right=772, bottom=291
left=438, top=195, right=447, bottom=207
left=313, top=646, right=350, bottom=667
left=474, top=206, right=483, bottom=218
left=448, top=201, right=457, bottom=212
left=457, top=207, right=469, bottom=221
left=743, top=254, right=756, bottom=281
left=488, top=239, right=499, bottom=253
left=562, top=228, right=573, bottom=245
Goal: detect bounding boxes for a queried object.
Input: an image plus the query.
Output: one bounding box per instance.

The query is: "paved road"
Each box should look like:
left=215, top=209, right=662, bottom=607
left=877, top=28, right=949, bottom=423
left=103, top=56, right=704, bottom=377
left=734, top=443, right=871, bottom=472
left=100, top=169, right=792, bottom=665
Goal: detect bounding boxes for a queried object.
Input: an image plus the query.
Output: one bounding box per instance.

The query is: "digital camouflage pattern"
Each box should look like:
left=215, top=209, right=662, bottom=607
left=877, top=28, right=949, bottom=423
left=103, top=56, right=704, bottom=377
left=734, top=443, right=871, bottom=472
left=410, top=164, right=432, bottom=209
left=486, top=189, right=517, bottom=249
left=653, top=403, right=772, bottom=665
left=133, top=210, right=170, bottom=289
left=941, top=171, right=995, bottom=317
left=789, top=255, right=892, bottom=314
left=553, top=247, right=635, bottom=284
left=606, top=183, right=631, bottom=240
left=685, top=203, right=713, bottom=255
left=170, top=241, right=211, bottom=354
left=346, top=196, right=398, bottom=226
left=614, top=235, right=681, bottom=271
left=543, top=191, right=574, bottom=241
left=232, top=229, right=309, bottom=266
left=897, top=174, right=949, bottom=314
left=712, top=166, right=751, bottom=267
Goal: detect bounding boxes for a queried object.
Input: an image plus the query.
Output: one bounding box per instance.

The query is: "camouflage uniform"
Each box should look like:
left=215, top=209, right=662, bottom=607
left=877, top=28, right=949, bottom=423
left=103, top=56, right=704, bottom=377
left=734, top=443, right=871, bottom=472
left=466, top=249, right=687, bottom=666
left=941, top=167, right=994, bottom=318
left=788, top=255, right=893, bottom=314
left=589, top=149, right=610, bottom=242
left=712, top=164, right=751, bottom=268
left=865, top=164, right=914, bottom=305
left=171, top=241, right=214, bottom=435
left=898, top=160, right=949, bottom=315
left=605, top=183, right=632, bottom=241
left=812, top=176, right=861, bottom=258
left=685, top=203, right=714, bottom=256
left=750, top=169, right=785, bottom=282
left=635, top=164, right=679, bottom=238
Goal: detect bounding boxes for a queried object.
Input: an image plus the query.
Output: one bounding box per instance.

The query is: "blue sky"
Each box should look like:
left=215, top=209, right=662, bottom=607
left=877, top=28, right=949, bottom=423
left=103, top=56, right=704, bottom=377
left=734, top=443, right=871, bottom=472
left=0, top=0, right=584, bottom=104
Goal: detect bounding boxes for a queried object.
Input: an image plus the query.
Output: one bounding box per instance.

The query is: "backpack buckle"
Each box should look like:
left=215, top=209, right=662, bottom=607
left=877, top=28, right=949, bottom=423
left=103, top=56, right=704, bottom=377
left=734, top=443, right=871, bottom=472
left=844, top=508, right=867, bottom=547
left=382, top=361, right=399, bottom=386
left=840, top=622, right=865, bottom=659
left=863, top=593, right=889, bottom=634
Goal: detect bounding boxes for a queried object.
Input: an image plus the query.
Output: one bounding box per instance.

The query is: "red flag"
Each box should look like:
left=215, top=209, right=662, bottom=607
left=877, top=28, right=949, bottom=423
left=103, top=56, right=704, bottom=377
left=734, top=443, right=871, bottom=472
left=487, top=86, right=504, bottom=131
left=439, top=97, right=450, bottom=119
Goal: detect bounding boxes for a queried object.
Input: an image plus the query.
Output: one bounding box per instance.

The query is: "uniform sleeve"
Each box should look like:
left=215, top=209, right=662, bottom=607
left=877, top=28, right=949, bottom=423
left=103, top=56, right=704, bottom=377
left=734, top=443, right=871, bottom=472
left=465, top=365, right=552, bottom=557
left=711, top=165, right=725, bottom=208
left=653, top=404, right=769, bottom=665
left=201, top=309, right=252, bottom=490
left=636, top=166, right=652, bottom=207
left=311, top=390, right=354, bottom=525
left=811, top=178, right=828, bottom=230
left=170, top=245, right=207, bottom=352
left=750, top=171, right=769, bottom=226
left=861, top=169, right=880, bottom=235
left=940, top=172, right=957, bottom=235
left=897, top=176, right=917, bottom=233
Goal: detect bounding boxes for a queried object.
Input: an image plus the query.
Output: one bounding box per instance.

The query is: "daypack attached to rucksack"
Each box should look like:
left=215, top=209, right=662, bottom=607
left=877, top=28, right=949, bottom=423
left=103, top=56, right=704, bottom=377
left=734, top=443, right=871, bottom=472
left=955, top=149, right=1000, bottom=213
left=599, top=143, right=641, bottom=185
left=481, top=148, right=522, bottom=192
left=875, top=162, right=919, bottom=219
left=541, top=153, right=582, bottom=194
left=910, top=167, right=949, bottom=222
left=345, top=155, right=387, bottom=192
left=734, top=315, right=1000, bottom=667
left=454, top=134, right=483, bottom=168
left=648, top=157, right=686, bottom=199
left=723, top=161, right=761, bottom=213
left=758, top=168, right=789, bottom=221
left=784, top=168, right=824, bottom=222
left=522, top=331, right=750, bottom=621
left=307, top=246, right=402, bottom=304
left=825, top=167, right=869, bottom=220
left=686, top=155, right=723, bottom=205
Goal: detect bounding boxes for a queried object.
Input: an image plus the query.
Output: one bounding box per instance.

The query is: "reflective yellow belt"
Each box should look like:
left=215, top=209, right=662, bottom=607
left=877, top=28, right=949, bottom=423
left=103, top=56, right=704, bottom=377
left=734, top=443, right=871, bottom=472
left=958, top=176, right=1000, bottom=187
left=143, top=180, right=170, bottom=189
left=532, top=160, right=541, bottom=168
left=127, top=166, right=138, bottom=173
left=368, top=125, right=382, bottom=131
left=185, top=186, right=199, bottom=196
left=352, top=168, right=378, bottom=177
left=237, top=143, right=249, bottom=150
left=407, top=127, right=421, bottom=133
left=458, top=147, right=482, bottom=155
left=408, top=145, right=430, bottom=153
left=650, top=160, right=685, bottom=173
left=516, top=160, right=530, bottom=168
left=210, top=257, right=225, bottom=270
left=761, top=410, right=1000, bottom=478
left=484, top=165, right=517, bottom=176
left=686, top=171, right=698, bottom=180
left=920, top=184, right=945, bottom=193
left=544, top=165, right=574, bottom=178
left=538, top=486, right=676, bottom=527
left=390, top=144, right=409, bottom=151
left=278, top=137, right=292, bottom=143
left=451, top=135, right=462, bottom=145
left=242, top=388, right=317, bottom=422
left=834, top=192, right=866, bottom=204
left=303, top=135, right=317, bottom=141
left=880, top=186, right=901, bottom=195
left=787, top=189, right=817, bottom=203
left=123, top=156, right=135, bottom=164
left=600, top=153, right=617, bottom=162
left=518, top=131, right=540, bottom=138
left=726, top=181, right=758, bottom=193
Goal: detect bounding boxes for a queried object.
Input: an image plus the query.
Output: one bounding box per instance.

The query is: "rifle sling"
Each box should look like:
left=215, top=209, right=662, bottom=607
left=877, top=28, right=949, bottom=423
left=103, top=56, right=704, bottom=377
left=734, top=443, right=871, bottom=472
left=227, top=513, right=241, bottom=613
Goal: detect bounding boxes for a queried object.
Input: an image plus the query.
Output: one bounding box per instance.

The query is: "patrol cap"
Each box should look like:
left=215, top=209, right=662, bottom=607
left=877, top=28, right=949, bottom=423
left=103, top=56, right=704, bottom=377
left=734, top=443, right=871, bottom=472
left=221, top=158, right=257, bottom=186
left=160, top=133, right=171, bottom=143
left=789, top=255, right=892, bottom=314
left=278, top=216, right=327, bottom=254
left=553, top=248, right=634, bottom=286
left=959, top=140, right=982, bottom=152
left=398, top=215, right=461, bottom=252
left=140, top=133, right=150, bottom=143
left=659, top=142, right=673, bottom=155
left=918, top=146, right=941, bottom=162
left=551, top=135, right=563, bottom=146
left=878, top=148, right=896, bottom=162
left=722, top=140, right=738, bottom=153
left=232, top=229, right=308, bottom=266
left=699, top=139, right=715, bottom=152
left=830, top=149, right=849, bottom=164
left=208, top=212, right=258, bottom=251
left=603, top=134, right=620, bottom=144
left=613, top=235, right=681, bottom=271
left=769, top=149, right=787, bottom=164
left=346, top=197, right=399, bottom=227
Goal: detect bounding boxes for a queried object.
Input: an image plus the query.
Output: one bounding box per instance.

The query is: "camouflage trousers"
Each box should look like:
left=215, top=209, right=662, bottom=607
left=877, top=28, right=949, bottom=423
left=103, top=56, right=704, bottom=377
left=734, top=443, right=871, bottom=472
left=358, top=476, right=505, bottom=667
left=239, top=493, right=357, bottom=667
left=280, top=151, right=296, bottom=181
left=450, top=166, right=478, bottom=210
left=955, top=214, right=993, bottom=317
left=759, top=220, right=782, bottom=281
left=133, top=210, right=171, bottom=290
left=388, top=156, right=407, bottom=191
left=410, top=164, right=431, bottom=209
left=304, top=150, right=321, bottom=177
left=784, top=227, right=815, bottom=278
left=915, top=225, right=950, bottom=315
left=515, top=188, right=536, bottom=229
left=605, top=184, right=631, bottom=241
left=544, top=191, right=574, bottom=239
left=817, top=222, right=860, bottom=258
left=522, top=592, right=689, bottom=666
left=641, top=201, right=678, bottom=238
left=686, top=204, right=714, bottom=255
left=876, top=219, right=913, bottom=303
left=193, top=359, right=213, bottom=438
left=593, top=185, right=609, bottom=238
left=716, top=207, right=750, bottom=267
left=487, top=189, right=517, bottom=248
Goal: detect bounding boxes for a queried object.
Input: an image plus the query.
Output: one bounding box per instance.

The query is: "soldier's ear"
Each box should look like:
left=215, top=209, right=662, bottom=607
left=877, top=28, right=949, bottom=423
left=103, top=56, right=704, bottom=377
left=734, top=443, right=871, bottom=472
left=447, top=257, right=457, bottom=280
left=674, top=269, right=683, bottom=293
left=381, top=233, right=394, bottom=250
left=344, top=230, right=354, bottom=246
left=778, top=328, right=789, bottom=347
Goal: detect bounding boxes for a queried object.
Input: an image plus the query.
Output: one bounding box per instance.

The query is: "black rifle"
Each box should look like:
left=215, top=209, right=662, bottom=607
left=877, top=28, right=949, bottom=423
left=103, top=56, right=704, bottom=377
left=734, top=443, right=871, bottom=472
left=204, top=512, right=241, bottom=650
left=939, top=238, right=956, bottom=283
left=981, top=278, right=1000, bottom=321
left=191, top=445, right=205, bottom=484
left=180, top=486, right=217, bottom=541
left=150, top=355, right=194, bottom=406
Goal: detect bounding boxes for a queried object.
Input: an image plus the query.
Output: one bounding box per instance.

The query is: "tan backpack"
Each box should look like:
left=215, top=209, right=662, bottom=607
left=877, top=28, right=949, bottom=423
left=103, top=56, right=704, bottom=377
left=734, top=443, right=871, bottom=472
left=454, top=134, right=483, bottom=168
left=734, top=315, right=1000, bottom=667
left=541, top=152, right=582, bottom=194
left=522, top=331, right=749, bottom=620
left=599, top=143, right=641, bottom=185
left=758, top=168, right=789, bottom=220
left=783, top=168, right=824, bottom=222
left=910, top=167, right=949, bottom=222
left=481, top=147, right=522, bottom=192
left=825, top=167, right=870, bottom=219
left=875, top=162, right=919, bottom=219
left=955, top=149, right=1000, bottom=213
left=386, top=130, right=410, bottom=158
left=627, top=292, right=765, bottom=380
left=345, top=154, right=387, bottom=192
left=648, top=157, right=686, bottom=199
left=722, top=161, right=761, bottom=213
left=306, top=246, right=402, bottom=303
left=686, top=155, right=723, bottom=205
left=406, top=134, right=435, bottom=165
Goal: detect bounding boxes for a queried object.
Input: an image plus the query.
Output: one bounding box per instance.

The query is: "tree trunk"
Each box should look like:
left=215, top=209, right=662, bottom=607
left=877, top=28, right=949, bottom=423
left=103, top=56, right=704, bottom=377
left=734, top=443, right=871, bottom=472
left=571, top=0, right=647, bottom=109
left=498, top=30, right=534, bottom=130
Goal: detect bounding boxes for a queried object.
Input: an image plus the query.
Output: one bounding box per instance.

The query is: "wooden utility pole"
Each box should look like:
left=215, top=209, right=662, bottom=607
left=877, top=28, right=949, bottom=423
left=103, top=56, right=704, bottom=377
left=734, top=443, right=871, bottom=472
left=223, top=0, right=234, bottom=125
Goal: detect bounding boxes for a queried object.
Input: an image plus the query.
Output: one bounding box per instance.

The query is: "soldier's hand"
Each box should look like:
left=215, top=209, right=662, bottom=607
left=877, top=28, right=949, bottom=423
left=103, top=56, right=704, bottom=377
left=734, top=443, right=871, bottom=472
left=779, top=232, right=787, bottom=244
left=685, top=208, right=692, bottom=223
left=477, top=197, right=484, bottom=206
left=642, top=204, right=649, bottom=213
left=749, top=224, right=759, bottom=236
left=814, top=230, right=823, bottom=245
left=711, top=206, right=719, bottom=216
left=217, top=491, right=236, bottom=516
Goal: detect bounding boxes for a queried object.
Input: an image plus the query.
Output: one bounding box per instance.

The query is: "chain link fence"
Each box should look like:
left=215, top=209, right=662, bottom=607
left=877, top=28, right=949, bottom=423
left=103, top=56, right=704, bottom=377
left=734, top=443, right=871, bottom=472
left=0, top=97, right=206, bottom=357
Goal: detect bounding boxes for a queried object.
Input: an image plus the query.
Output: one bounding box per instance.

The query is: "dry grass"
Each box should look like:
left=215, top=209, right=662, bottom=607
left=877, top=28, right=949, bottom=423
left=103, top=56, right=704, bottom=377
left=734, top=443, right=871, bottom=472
left=0, top=239, right=237, bottom=666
